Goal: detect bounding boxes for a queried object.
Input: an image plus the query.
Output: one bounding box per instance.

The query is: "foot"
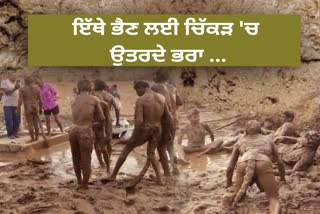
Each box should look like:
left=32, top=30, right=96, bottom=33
left=27, top=139, right=36, bottom=143
left=9, top=136, right=16, bottom=139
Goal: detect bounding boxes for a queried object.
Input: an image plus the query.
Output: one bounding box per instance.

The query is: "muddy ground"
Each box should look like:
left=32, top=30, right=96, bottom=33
left=1, top=104, right=320, bottom=214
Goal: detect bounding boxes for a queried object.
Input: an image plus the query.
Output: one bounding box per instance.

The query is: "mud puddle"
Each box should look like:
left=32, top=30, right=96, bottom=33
left=0, top=136, right=230, bottom=181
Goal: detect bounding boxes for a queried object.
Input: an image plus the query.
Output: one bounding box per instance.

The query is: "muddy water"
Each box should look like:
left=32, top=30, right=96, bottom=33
left=0, top=137, right=229, bottom=181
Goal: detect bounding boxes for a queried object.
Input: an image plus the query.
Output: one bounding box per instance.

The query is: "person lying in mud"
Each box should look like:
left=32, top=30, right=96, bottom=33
left=274, top=131, right=320, bottom=174
left=93, top=79, right=121, bottom=127
left=199, top=113, right=300, bottom=157
left=151, top=69, right=183, bottom=175
left=108, top=80, right=173, bottom=186
left=226, top=120, right=286, bottom=214
left=18, top=76, right=44, bottom=142
left=92, top=100, right=112, bottom=173
left=177, top=109, right=217, bottom=154
left=69, top=80, right=105, bottom=189
left=273, top=111, right=300, bottom=137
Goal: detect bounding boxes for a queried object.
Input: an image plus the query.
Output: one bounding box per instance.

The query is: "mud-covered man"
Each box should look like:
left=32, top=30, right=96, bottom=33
left=93, top=80, right=120, bottom=127
left=226, top=120, right=285, bottom=214
left=69, top=80, right=105, bottom=189
left=151, top=69, right=183, bottom=175
left=18, top=76, right=42, bottom=142
left=274, top=111, right=299, bottom=137
left=109, top=81, right=172, bottom=186
left=177, top=109, right=217, bottom=154
left=93, top=80, right=113, bottom=173
left=274, top=130, right=320, bottom=174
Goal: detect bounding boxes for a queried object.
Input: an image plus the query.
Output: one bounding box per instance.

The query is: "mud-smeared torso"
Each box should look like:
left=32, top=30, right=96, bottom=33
left=184, top=123, right=207, bottom=147
left=237, top=134, right=273, bottom=163
left=20, top=85, right=40, bottom=114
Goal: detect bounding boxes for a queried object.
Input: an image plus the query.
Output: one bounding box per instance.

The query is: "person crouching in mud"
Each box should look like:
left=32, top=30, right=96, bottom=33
left=226, top=120, right=286, bottom=214
left=69, top=80, right=105, bottom=190
left=108, top=80, right=173, bottom=186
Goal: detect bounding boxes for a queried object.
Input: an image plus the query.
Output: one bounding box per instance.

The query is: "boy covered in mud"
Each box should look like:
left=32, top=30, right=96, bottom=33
left=109, top=81, right=172, bottom=186
left=93, top=79, right=120, bottom=127
left=226, top=120, right=286, bottom=214
left=18, top=76, right=42, bottom=142
left=92, top=81, right=112, bottom=173
left=177, top=109, right=217, bottom=154
left=274, top=111, right=299, bottom=137
left=151, top=69, right=183, bottom=175
left=69, top=80, right=105, bottom=189
left=274, top=130, right=320, bottom=174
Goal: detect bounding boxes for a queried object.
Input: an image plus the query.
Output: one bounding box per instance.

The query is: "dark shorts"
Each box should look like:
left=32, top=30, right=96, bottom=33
left=44, top=105, right=59, bottom=116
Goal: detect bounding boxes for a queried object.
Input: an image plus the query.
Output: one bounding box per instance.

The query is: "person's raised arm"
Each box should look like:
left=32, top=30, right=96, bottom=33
left=226, top=144, right=240, bottom=188
left=272, top=142, right=286, bottom=182
left=204, top=124, right=215, bottom=142
left=1, top=80, right=19, bottom=96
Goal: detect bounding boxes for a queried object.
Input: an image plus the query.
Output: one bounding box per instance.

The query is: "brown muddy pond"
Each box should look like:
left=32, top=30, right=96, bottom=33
left=0, top=137, right=229, bottom=181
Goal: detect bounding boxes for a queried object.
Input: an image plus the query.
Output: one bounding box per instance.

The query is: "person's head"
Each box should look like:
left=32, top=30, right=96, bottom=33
left=305, top=130, right=320, bottom=144
left=77, top=79, right=92, bottom=92
left=133, top=80, right=150, bottom=96
left=188, top=109, right=200, bottom=124
left=262, top=118, right=274, bottom=130
left=245, top=120, right=262, bottom=135
left=24, top=76, right=33, bottom=86
left=33, top=75, right=43, bottom=86
left=8, top=72, right=16, bottom=82
left=280, top=111, right=295, bottom=123
left=112, top=84, right=117, bottom=89
left=93, top=79, right=106, bottom=91
left=153, top=68, right=169, bottom=83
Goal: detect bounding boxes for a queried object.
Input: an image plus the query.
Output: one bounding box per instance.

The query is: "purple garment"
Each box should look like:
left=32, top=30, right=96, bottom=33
left=40, top=83, right=58, bottom=110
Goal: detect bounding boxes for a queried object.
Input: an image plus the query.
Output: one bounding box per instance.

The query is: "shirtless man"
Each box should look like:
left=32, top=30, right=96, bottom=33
left=226, top=120, right=285, bottom=214
left=109, top=81, right=172, bottom=186
left=198, top=114, right=296, bottom=157
left=94, top=79, right=120, bottom=127
left=274, top=111, right=299, bottom=137
left=274, top=131, right=320, bottom=174
left=18, top=76, right=42, bottom=142
left=177, top=109, right=218, bottom=154
left=151, top=69, right=182, bottom=175
left=69, top=80, right=105, bottom=189
left=92, top=81, right=112, bottom=172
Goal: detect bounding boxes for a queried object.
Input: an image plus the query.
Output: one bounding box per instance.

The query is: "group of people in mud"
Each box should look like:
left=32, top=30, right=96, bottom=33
left=0, top=73, right=64, bottom=141
left=69, top=69, right=184, bottom=189
left=5, top=70, right=320, bottom=214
